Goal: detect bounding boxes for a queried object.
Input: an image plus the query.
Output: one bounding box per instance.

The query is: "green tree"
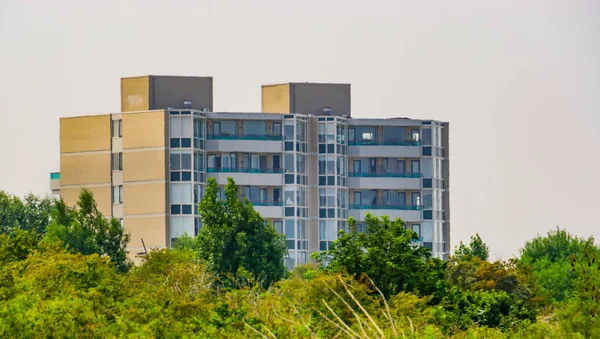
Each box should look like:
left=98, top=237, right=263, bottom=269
left=316, top=214, right=445, bottom=298
left=454, top=233, right=489, bottom=261
left=197, top=177, right=287, bottom=288
left=0, top=191, right=55, bottom=235
left=45, top=189, right=131, bottom=273
left=519, top=227, right=594, bottom=302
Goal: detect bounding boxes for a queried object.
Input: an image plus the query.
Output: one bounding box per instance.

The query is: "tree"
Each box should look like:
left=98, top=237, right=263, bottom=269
left=0, top=191, right=55, bottom=235
left=316, top=214, right=445, bottom=298
left=519, top=227, right=594, bottom=302
left=454, top=233, right=489, bottom=261
left=44, top=189, right=131, bottom=273
left=197, top=177, right=287, bottom=288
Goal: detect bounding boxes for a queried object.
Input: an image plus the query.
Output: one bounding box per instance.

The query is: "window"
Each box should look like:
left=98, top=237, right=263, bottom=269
left=411, top=160, right=420, bottom=174
left=383, top=126, right=404, bottom=143
left=273, top=155, right=281, bottom=170
left=259, top=188, right=267, bottom=202
left=411, top=192, right=421, bottom=206
left=398, top=160, right=406, bottom=174
left=213, top=122, right=221, bottom=135
left=112, top=119, right=122, bottom=138
left=112, top=153, right=122, bottom=171
left=348, top=128, right=355, bottom=142
left=412, top=224, right=421, bottom=238
left=353, top=191, right=361, bottom=206
left=273, top=122, right=282, bottom=136
left=411, top=129, right=420, bottom=142
left=273, top=188, right=281, bottom=202
left=353, top=160, right=361, bottom=173
left=244, top=120, right=266, bottom=136
left=398, top=192, right=406, bottom=206
left=113, top=185, right=123, bottom=204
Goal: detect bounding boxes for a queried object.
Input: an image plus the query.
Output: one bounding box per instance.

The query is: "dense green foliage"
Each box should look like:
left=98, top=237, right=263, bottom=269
left=196, top=177, right=288, bottom=288
left=1, top=187, right=599, bottom=337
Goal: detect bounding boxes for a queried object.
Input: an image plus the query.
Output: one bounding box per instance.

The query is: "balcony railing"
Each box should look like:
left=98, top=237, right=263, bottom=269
left=349, top=204, right=422, bottom=211
left=348, top=140, right=420, bottom=146
left=207, top=167, right=283, bottom=174
left=348, top=172, right=421, bottom=178
left=50, top=172, right=60, bottom=180
left=207, top=134, right=283, bottom=141
left=249, top=200, right=284, bottom=207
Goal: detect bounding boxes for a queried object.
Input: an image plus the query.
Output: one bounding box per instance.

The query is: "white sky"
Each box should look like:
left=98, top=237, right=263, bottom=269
left=1, top=0, right=598, bottom=258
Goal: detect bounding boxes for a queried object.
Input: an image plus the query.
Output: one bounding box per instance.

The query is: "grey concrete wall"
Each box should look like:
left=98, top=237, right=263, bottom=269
left=290, top=83, right=351, bottom=117
left=150, top=76, right=213, bottom=111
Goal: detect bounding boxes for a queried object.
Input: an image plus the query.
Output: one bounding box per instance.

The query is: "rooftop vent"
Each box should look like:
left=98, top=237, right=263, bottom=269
left=183, top=100, right=192, bottom=109
left=323, top=106, right=332, bottom=116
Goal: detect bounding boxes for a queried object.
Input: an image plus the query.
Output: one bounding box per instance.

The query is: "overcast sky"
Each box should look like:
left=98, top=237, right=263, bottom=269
left=1, top=0, right=598, bottom=258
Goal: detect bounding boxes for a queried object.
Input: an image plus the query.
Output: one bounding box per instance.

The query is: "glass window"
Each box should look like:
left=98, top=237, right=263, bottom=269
left=273, top=123, right=282, bottom=136
left=244, top=120, right=266, bottom=136
left=411, top=192, right=421, bottom=206
left=423, top=190, right=433, bottom=209
left=411, top=129, right=420, bottom=142
left=412, top=224, right=421, bottom=237
left=259, top=188, right=267, bottom=202
left=112, top=119, right=122, bottom=138
left=113, top=185, right=123, bottom=204
left=170, top=117, right=182, bottom=138
left=285, top=219, right=295, bottom=238
left=411, top=160, right=420, bottom=174
left=217, top=120, right=235, bottom=135
left=353, top=160, right=361, bottom=173
left=348, top=128, right=355, bottom=142
left=353, top=191, right=361, bottom=205
left=284, top=154, right=294, bottom=173
left=181, top=117, right=192, bottom=137
left=213, top=122, right=221, bottom=135
left=398, top=160, right=406, bottom=174
left=382, top=126, right=404, bottom=143
left=398, top=192, right=406, bottom=206
left=422, top=158, right=433, bottom=178
left=422, top=128, right=432, bottom=146
left=112, top=153, right=122, bottom=171
left=355, top=126, right=376, bottom=142
left=181, top=153, right=192, bottom=170
left=273, top=155, right=281, bottom=170
left=274, top=220, right=283, bottom=234
left=273, top=188, right=281, bottom=202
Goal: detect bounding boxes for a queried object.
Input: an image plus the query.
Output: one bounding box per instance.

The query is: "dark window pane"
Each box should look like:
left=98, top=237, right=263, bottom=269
left=319, top=144, right=326, bottom=153
left=319, top=176, right=326, bottom=185
left=319, top=209, right=326, bottom=218
left=320, top=241, right=327, bottom=251
left=182, top=205, right=192, bottom=214
left=423, top=179, right=432, bottom=188
left=327, top=144, right=334, bottom=153
left=285, top=142, right=294, bottom=151
left=170, top=138, right=180, bottom=148
left=285, top=174, right=294, bottom=184
left=285, top=207, right=295, bottom=216
left=171, top=205, right=181, bottom=214
left=327, top=176, right=334, bottom=185
left=170, top=172, right=180, bottom=181
left=423, top=210, right=433, bottom=220
left=181, top=138, right=191, bottom=148
left=181, top=171, right=192, bottom=181
left=423, top=147, right=432, bottom=156
left=328, top=209, right=335, bottom=218
left=287, top=240, right=295, bottom=249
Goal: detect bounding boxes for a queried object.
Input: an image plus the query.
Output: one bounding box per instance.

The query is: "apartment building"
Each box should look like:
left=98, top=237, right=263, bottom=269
left=51, top=75, right=450, bottom=266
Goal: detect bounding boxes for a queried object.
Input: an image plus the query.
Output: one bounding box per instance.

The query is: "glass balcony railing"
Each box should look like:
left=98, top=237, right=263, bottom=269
left=207, top=134, right=283, bottom=141
left=348, top=172, right=421, bottom=178
left=349, top=204, right=422, bottom=211
left=50, top=172, right=60, bottom=180
left=207, top=167, right=283, bottom=174
left=348, top=140, right=420, bottom=146
left=249, top=200, right=284, bottom=207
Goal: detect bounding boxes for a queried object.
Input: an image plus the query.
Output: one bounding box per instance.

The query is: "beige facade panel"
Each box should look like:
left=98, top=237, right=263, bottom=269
left=122, top=111, right=166, bottom=149
left=121, top=76, right=150, bottom=112
left=123, top=150, right=166, bottom=182
left=60, top=115, right=110, bottom=153
left=125, top=216, right=167, bottom=249
left=261, top=84, right=290, bottom=113
left=60, top=154, right=111, bottom=186
left=60, top=186, right=112, bottom=217
left=123, top=183, right=166, bottom=215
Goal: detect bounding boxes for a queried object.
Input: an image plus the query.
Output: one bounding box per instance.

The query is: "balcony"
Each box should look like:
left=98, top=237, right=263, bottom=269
left=347, top=172, right=422, bottom=190
left=207, top=167, right=283, bottom=174
left=207, top=167, right=283, bottom=186
left=348, top=140, right=420, bottom=146
left=249, top=200, right=283, bottom=218
left=348, top=140, right=420, bottom=158
left=348, top=172, right=421, bottom=178
left=348, top=204, right=422, bottom=222
left=49, top=172, right=60, bottom=195
left=207, top=134, right=283, bottom=141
